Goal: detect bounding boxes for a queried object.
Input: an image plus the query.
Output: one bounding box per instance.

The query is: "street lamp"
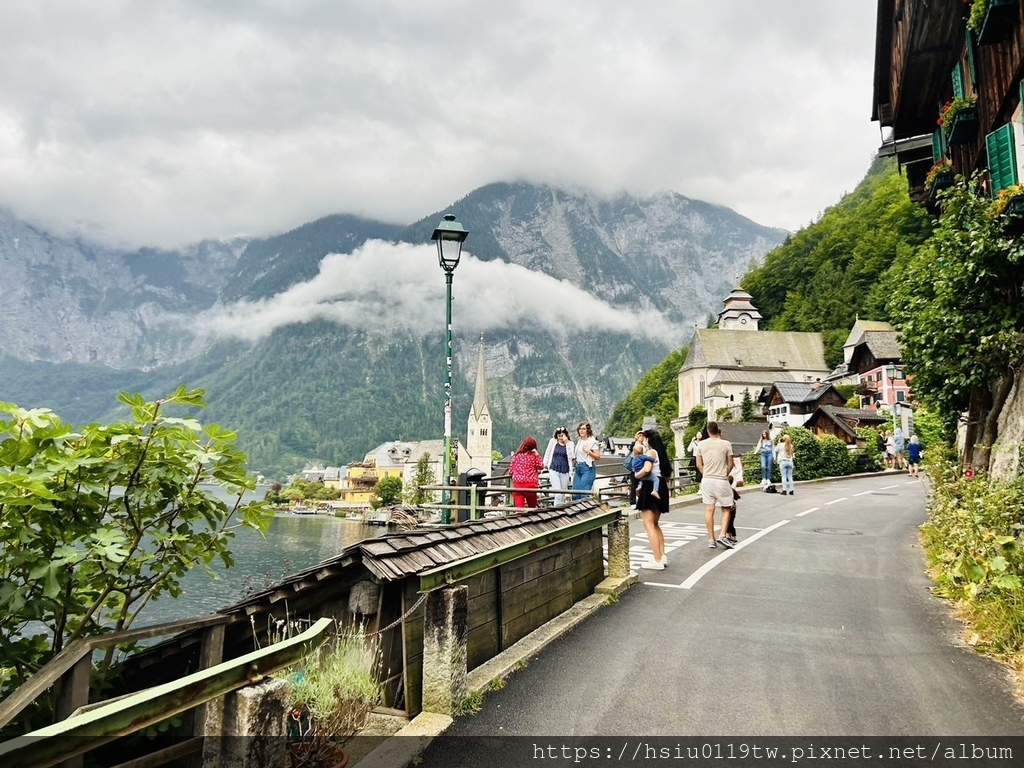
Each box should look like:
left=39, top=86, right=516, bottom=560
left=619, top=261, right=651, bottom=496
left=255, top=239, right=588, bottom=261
left=431, top=214, right=469, bottom=524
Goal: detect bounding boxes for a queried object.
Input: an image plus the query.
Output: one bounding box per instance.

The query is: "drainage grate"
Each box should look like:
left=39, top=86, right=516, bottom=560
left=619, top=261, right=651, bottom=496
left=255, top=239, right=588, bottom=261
left=813, top=527, right=862, bottom=536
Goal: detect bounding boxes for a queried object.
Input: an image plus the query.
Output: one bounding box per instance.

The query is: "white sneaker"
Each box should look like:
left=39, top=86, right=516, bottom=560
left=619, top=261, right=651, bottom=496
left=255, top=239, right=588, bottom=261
left=659, top=554, right=668, bottom=565
left=641, top=560, right=666, bottom=570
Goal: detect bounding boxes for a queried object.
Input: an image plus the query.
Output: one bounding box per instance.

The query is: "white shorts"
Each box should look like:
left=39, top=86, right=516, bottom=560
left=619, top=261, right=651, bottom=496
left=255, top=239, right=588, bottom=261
left=701, top=477, right=733, bottom=508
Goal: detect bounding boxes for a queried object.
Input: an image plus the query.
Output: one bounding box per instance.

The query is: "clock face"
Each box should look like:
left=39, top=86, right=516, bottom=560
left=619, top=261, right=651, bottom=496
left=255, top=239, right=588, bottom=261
left=740, top=317, right=748, bottom=324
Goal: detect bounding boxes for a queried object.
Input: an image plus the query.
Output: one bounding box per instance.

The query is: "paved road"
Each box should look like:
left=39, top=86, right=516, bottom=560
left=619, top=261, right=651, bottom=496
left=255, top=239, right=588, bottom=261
left=418, top=473, right=1024, bottom=764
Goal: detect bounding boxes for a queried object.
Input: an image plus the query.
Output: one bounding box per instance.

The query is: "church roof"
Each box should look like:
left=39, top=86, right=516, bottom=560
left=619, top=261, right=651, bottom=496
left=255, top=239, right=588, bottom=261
left=683, top=329, right=829, bottom=373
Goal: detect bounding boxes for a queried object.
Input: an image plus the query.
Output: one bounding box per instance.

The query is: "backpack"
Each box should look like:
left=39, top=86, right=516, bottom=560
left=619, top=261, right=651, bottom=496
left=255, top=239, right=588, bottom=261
left=764, top=484, right=778, bottom=494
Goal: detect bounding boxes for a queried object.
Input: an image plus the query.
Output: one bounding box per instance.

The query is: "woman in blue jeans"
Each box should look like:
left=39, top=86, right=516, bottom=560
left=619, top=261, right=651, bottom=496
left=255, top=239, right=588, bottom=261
left=571, top=421, right=601, bottom=500
left=775, top=434, right=796, bottom=495
left=756, top=429, right=774, bottom=486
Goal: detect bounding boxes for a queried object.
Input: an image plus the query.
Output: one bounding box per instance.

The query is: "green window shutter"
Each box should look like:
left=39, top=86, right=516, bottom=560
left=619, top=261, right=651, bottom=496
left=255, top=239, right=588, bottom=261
left=932, top=128, right=947, bottom=162
left=1019, top=78, right=1024, bottom=110
left=986, top=124, right=1018, bottom=195
left=966, top=31, right=976, bottom=86
left=952, top=62, right=965, bottom=100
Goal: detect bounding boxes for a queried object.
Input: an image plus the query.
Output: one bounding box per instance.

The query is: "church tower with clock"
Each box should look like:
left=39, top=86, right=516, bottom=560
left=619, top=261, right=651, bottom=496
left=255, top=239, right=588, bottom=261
left=716, top=286, right=762, bottom=330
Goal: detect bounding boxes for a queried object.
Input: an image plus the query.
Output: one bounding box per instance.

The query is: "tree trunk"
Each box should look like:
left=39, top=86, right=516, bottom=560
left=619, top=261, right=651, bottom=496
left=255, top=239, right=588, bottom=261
left=967, top=370, right=1016, bottom=472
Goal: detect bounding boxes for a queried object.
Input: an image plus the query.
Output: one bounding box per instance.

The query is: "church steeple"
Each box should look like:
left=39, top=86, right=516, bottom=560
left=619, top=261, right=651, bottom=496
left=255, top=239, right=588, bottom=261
left=462, top=335, right=493, bottom=476
left=472, top=334, right=489, bottom=418
left=717, top=287, right=763, bottom=330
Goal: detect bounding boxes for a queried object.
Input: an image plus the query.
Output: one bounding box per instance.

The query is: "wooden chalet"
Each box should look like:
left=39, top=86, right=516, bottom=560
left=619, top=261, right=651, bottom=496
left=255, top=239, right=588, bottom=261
left=805, top=405, right=890, bottom=447
left=119, top=499, right=615, bottom=718
left=874, top=0, right=1024, bottom=205
left=760, top=381, right=847, bottom=428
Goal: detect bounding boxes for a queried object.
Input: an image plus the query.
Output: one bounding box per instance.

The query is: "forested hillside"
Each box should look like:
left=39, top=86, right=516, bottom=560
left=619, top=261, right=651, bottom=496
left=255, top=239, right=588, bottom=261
left=609, top=157, right=933, bottom=428
left=742, top=157, right=933, bottom=367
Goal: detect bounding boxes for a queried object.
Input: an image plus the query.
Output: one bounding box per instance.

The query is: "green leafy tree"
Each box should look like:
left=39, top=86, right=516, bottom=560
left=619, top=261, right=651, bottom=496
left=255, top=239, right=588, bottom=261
left=371, top=476, right=404, bottom=509
left=889, top=175, right=1024, bottom=470
left=405, top=453, right=435, bottom=505
left=604, top=348, right=687, bottom=456
left=0, top=387, right=271, bottom=730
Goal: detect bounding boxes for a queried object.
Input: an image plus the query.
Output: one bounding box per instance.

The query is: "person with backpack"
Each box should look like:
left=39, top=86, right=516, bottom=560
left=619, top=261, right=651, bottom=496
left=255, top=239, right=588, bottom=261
left=776, top=434, right=796, bottom=495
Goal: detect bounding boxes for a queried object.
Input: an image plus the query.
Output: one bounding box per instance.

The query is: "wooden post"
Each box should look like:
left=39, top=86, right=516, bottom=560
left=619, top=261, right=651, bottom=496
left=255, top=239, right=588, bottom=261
left=421, top=586, right=468, bottom=717
left=191, top=623, right=225, bottom=768
left=606, top=508, right=631, bottom=580
left=56, top=655, right=91, bottom=768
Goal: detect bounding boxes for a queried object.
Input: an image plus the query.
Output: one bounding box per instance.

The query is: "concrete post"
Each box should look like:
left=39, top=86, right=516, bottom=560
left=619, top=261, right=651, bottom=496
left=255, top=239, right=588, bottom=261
left=204, top=677, right=288, bottom=768
left=606, top=510, right=631, bottom=579
left=421, top=586, right=468, bottom=717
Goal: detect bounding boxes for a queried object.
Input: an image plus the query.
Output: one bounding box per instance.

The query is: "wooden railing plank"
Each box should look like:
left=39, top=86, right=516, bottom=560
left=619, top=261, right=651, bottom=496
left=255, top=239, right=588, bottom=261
left=0, top=617, right=332, bottom=768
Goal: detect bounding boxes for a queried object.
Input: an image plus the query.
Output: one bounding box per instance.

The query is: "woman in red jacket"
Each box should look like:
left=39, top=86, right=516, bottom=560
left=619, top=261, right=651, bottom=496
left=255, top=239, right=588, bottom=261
left=509, top=436, right=545, bottom=508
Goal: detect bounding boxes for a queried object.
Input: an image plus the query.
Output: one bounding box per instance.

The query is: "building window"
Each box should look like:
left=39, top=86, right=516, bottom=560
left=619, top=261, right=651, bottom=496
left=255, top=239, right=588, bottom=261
left=896, top=391, right=906, bottom=402
left=480, top=428, right=488, bottom=436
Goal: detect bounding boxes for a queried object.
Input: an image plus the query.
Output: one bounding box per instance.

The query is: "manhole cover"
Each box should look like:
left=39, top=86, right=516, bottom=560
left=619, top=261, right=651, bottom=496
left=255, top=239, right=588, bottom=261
left=813, top=527, right=862, bottom=536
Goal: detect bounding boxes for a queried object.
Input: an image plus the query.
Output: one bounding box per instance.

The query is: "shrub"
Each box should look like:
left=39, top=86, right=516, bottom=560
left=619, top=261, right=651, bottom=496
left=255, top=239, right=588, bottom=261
left=920, top=462, right=1024, bottom=666
left=819, top=435, right=855, bottom=477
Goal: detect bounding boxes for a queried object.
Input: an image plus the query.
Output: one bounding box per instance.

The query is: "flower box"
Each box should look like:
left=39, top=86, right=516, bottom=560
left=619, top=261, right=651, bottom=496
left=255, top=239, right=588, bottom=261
left=977, top=0, right=1017, bottom=45
left=928, top=173, right=954, bottom=203
left=947, top=107, right=979, bottom=144
left=1006, top=196, right=1024, bottom=216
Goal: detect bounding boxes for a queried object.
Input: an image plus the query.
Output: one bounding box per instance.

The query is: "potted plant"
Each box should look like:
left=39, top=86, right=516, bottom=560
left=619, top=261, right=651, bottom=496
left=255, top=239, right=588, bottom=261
left=967, top=0, right=1018, bottom=45
left=285, top=624, right=384, bottom=768
left=939, top=96, right=978, bottom=144
left=924, top=159, right=954, bottom=200
left=990, top=184, right=1024, bottom=233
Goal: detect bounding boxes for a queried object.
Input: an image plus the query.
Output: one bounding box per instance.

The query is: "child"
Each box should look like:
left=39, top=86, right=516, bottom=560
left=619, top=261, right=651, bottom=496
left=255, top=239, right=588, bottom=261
left=630, top=441, right=660, bottom=501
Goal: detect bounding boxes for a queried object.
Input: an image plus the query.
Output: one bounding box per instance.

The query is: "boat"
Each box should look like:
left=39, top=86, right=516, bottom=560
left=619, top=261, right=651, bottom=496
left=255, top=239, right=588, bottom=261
left=289, top=505, right=317, bottom=515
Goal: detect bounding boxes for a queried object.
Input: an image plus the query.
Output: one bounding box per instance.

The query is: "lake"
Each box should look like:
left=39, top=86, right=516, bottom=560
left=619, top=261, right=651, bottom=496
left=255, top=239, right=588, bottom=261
left=139, top=487, right=380, bottom=626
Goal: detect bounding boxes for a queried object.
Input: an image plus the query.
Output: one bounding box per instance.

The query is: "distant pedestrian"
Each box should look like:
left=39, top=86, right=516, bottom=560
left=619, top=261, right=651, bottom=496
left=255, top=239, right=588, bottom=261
left=637, top=430, right=672, bottom=569
left=543, top=426, right=575, bottom=505
left=571, top=421, right=602, bottom=500
left=697, top=421, right=735, bottom=549
left=907, top=435, right=923, bottom=477
left=509, top=436, right=544, bottom=509
left=756, top=429, right=774, bottom=486
left=884, top=431, right=896, bottom=469
left=893, top=428, right=907, bottom=470
left=776, top=434, right=796, bottom=495
left=688, top=429, right=704, bottom=484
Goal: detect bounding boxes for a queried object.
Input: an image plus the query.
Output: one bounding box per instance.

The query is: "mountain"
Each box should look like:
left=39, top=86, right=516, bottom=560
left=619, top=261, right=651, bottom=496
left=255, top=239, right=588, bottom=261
left=0, top=185, right=787, bottom=479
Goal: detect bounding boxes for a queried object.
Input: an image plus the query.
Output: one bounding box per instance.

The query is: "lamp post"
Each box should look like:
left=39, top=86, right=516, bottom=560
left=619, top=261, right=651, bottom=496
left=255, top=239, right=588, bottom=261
left=431, top=213, right=469, bottom=524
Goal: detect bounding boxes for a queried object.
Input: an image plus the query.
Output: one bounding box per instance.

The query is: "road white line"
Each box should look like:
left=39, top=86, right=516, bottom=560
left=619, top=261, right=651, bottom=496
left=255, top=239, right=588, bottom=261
left=795, top=507, right=820, bottom=517
left=678, top=519, right=791, bottom=590
left=904, top=480, right=917, bottom=485
left=879, top=484, right=899, bottom=490
left=825, top=498, right=847, bottom=506
left=852, top=490, right=873, bottom=497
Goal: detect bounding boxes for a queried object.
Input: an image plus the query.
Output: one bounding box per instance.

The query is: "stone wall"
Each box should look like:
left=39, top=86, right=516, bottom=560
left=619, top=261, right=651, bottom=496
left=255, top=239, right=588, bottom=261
left=992, top=369, right=1024, bottom=482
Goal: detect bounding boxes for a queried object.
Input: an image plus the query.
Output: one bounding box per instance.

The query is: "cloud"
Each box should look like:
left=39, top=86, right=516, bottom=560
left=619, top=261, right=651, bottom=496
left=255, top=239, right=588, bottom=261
left=0, top=1, right=882, bottom=248
left=194, top=239, right=680, bottom=343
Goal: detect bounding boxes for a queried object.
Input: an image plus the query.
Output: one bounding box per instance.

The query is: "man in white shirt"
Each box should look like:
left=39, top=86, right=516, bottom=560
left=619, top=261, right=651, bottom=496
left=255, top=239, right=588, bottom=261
left=696, top=421, right=735, bottom=549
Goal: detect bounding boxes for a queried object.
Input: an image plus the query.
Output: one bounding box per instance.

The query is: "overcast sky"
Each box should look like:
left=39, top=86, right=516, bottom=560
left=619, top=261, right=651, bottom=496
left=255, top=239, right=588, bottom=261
left=0, top=1, right=882, bottom=250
